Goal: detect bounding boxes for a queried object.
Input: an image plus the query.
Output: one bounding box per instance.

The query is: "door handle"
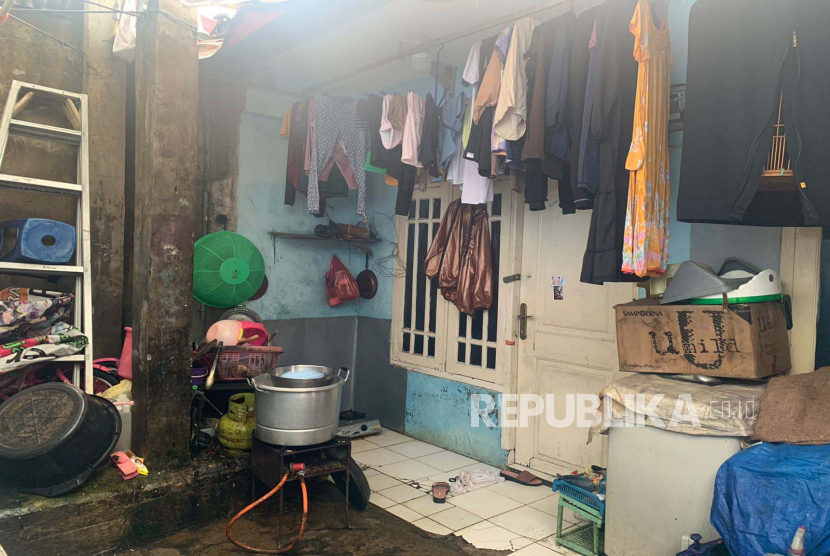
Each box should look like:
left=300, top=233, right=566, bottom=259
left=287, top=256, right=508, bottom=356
left=518, top=303, right=533, bottom=340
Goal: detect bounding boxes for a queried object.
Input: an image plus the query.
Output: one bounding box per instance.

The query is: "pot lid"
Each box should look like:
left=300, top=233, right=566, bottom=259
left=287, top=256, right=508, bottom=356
left=0, top=383, right=87, bottom=460
left=219, top=306, right=264, bottom=324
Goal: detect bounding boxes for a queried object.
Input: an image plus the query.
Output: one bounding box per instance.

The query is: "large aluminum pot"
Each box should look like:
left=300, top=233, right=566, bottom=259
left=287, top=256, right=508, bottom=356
left=249, top=366, right=349, bottom=446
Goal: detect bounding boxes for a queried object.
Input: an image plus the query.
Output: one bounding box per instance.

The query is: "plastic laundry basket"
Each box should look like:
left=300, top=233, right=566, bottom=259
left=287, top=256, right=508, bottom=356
left=193, top=231, right=265, bottom=308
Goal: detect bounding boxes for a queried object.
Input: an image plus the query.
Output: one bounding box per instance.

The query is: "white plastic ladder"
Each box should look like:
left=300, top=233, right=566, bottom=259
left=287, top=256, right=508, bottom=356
left=0, top=80, right=93, bottom=393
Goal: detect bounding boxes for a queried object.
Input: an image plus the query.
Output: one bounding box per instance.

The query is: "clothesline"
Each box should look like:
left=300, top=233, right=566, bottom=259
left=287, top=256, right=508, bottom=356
left=302, top=0, right=581, bottom=95
left=287, top=0, right=674, bottom=286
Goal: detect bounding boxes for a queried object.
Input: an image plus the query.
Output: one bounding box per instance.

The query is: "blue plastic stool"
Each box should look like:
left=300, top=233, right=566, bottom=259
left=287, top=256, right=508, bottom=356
left=0, top=219, right=76, bottom=264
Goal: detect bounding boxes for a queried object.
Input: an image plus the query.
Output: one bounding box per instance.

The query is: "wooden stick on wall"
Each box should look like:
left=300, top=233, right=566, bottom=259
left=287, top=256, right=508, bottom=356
left=11, top=91, right=34, bottom=117
left=62, top=98, right=82, bottom=130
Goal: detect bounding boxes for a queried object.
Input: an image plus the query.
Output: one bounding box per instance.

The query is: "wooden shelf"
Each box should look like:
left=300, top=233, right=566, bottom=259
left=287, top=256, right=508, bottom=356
left=269, top=231, right=379, bottom=255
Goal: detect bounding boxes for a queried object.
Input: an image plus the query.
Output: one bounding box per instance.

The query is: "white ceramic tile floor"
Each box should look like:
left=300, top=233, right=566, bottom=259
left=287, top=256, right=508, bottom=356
left=511, top=542, right=562, bottom=556
left=412, top=517, right=454, bottom=536
left=360, top=429, right=582, bottom=554
left=415, top=450, right=478, bottom=472
left=351, top=438, right=378, bottom=453
left=490, top=506, right=559, bottom=541
left=378, top=459, right=442, bottom=482
left=455, top=521, right=535, bottom=551
left=387, top=440, right=446, bottom=458
left=367, top=473, right=403, bottom=492
left=386, top=504, right=424, bottom=523
left=362, top=467, right=381, bottom=477
left=429, top=506, right=484, bottom=531
left=448, top=487, right=525, bottom=519
left=363, top=428, right=410, bottom=447
left=489, top=480, right=557, bottom=505
left=369, top=492, right=395, bottom=509
left=353, top=447, right=411, bottom=467
left=403, top=495, right=454, bottom=516
left=380, top=483, right=426, bottom=504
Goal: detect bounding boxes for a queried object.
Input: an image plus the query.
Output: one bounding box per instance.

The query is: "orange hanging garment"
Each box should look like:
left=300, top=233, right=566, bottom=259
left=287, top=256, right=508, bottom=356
left=622, top=0, right=673, bottom=277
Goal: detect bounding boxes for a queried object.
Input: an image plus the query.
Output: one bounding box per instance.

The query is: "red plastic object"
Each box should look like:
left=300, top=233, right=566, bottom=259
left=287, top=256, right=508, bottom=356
left=291, top=463, right=306, bottom=472
left=239, top=322, right=267, bottom=346
left=110, top=451, right=139, bottom=480
left=118, top=327, right=133, bottom=380
left=325, top=255, right=360, bottom=307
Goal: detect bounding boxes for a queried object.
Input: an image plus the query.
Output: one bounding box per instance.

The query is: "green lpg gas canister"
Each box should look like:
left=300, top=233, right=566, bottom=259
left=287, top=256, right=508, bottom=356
left=217, top=393, right=255, bottom=452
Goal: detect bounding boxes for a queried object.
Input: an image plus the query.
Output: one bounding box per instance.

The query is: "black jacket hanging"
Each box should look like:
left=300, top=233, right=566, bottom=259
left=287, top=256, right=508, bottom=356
left=677, top=0, right=830, bottom=227
left=580, top=0, right=641, bottom=286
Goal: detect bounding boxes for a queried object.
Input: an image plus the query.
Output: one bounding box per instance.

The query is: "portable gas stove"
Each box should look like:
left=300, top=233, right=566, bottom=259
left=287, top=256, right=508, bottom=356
left=337, top=410, right=381, bottom=438
left=249, top=436, right=353, bottom=550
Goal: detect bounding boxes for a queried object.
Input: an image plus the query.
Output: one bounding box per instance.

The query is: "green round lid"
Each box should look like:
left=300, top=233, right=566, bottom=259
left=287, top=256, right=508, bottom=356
left=193, top=231, right=265, bottom=308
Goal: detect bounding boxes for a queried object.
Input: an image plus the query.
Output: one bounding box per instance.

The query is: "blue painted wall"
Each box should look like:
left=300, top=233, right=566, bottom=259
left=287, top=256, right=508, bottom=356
left=236, top=95, right=397, bottom=321
left=404, top=372, right=508, bottom=467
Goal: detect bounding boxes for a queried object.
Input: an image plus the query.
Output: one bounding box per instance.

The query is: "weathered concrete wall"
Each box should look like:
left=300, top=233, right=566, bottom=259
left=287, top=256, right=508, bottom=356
left=0, top=456, right=250, bottom=556
left=83, top=0, right=127, bottom=358
left=129, top=0, right=198, bottom=467
left=196, top=74, right=245, bottom=236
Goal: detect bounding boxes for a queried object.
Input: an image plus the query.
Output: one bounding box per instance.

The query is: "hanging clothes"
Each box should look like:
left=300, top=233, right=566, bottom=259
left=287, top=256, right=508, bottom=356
left=540, top=10, right=577, bottom=187
left=461, top=41, right=481, bottom=148
left=493, top=17, right=538, bottom=142
left=581, top=0, right=642, bottom=286
left=522, top=19, right=556, bottom=164
left=572, top=10, right=603, bottom=210
left=677, top=0, right=830, bottom=226
left=401, top=92, right=425, bottom=167
left=307, top=96, right=368, bottom=217
left=438, top=92, right=467, bottom=171
left=460, top=40, right=495, bottom=204
left=465, top=34, right=497, bottom=172
left=419, top=93, right=441, bottom=178
left=621, top=0, right=672, bottom=277
left=284, top=100, right=308, bottom=207
left=424, top=199, right=492, bottom=315
left=380, top=94, right=407, bottom=149
left=358, top=94, right=416, bottom=216
left=279, top=106, right=292, bottom=137
left=320, top=140, right=358, bottom=190
left=473, top=26, right=511, bottom=125
left=364, top=151, right=386, bottom=174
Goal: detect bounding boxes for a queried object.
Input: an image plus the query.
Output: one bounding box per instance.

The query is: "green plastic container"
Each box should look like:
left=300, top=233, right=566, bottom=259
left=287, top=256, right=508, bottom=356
left=193, top=231, right=265, bottom=308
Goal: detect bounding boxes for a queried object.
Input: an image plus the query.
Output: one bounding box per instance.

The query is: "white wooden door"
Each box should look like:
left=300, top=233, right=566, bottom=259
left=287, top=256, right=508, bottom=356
left=515, top=194, right=635, bottom=474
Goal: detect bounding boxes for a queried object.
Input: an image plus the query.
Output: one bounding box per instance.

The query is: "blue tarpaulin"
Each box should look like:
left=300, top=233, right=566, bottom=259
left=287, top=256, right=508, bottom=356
left=711, top=443, right=830, bottom=556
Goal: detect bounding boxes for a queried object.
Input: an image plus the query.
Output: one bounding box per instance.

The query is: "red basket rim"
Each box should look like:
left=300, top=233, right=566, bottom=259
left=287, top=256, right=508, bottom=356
left=218, top=345, right=285, bottom=354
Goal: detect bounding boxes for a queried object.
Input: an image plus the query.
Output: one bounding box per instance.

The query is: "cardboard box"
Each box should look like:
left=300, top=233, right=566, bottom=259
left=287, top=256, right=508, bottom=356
left=615, top=298, right=791, bottom=379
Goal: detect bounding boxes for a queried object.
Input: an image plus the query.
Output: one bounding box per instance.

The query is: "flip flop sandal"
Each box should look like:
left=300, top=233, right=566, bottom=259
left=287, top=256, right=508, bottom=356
left=432, top=482, right=450, bottom=503
left=500, top=469, right=544, bottom=487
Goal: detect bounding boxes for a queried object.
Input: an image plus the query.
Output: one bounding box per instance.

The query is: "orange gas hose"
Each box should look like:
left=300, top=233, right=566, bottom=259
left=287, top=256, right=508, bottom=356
left=226, top=473, right=309, bottom=554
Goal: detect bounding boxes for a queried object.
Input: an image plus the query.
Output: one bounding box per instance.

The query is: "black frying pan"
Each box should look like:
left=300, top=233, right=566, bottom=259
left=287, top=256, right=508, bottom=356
left=356, top=253, right=378, bottom=299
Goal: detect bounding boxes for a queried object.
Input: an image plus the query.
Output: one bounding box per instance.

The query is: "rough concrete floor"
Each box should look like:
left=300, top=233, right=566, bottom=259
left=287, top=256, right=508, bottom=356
left=105, top=480, right=507, bottom=556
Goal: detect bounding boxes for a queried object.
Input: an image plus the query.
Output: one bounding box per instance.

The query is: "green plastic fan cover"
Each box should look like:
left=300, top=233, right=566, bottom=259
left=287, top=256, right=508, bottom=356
left=193, top=231, right=265, bottom=308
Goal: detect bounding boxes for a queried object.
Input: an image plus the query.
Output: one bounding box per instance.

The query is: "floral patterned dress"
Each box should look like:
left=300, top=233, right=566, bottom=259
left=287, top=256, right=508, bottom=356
left=622, top=0, right=673, bottom=277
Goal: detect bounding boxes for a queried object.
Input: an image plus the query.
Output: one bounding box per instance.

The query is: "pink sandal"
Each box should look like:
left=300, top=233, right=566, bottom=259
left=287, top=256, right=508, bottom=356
left=432, top=482, right=450, bottom=503
left=500, top=469, right=543, bottom=487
